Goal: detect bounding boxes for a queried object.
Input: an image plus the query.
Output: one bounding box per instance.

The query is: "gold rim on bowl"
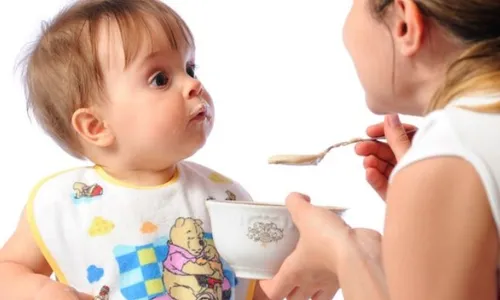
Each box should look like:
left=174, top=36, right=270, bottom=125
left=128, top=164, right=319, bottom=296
left=205, top=199, right=348, bottom=213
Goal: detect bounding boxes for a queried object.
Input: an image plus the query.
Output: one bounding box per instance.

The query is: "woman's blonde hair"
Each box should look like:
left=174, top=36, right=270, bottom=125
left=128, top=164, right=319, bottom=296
left=372, top=0, right=500, bottom=113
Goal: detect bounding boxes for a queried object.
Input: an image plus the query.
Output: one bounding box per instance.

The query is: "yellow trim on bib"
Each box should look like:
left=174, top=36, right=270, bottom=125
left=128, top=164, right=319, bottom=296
left=26, top=167, right=86, bottom=285
left=245, top=279, right=257, bottom=300
left=94, top=165, right=179, bottom=189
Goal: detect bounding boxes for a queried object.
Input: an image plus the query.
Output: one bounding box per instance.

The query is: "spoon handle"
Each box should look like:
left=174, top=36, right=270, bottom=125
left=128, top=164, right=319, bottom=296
left=324, top=128, right=417, bottom=153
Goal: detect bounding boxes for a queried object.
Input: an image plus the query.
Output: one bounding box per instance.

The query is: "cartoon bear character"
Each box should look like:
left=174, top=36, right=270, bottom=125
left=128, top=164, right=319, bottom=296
left=160, top=217, right=231, bottom=300
left=73, top=182, right=103, bottom=199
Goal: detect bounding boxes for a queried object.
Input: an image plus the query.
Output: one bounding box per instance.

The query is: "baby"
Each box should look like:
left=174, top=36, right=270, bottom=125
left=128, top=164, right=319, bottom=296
left=0, top=0, right=266, bottom=299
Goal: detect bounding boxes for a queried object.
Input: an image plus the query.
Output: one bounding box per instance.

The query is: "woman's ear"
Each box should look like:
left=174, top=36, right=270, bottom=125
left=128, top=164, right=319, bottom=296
left=392, top=0, right=425, bottom=57
left=71, top=107, right=115, bottom=148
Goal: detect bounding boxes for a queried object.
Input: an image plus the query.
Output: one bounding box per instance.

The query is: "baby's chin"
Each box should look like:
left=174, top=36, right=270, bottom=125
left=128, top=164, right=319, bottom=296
left=184, top=131, right=212, bottom=155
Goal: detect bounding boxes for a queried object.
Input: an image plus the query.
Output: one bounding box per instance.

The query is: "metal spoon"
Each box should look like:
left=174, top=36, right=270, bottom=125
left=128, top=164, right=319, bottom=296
left=268, top=129, right=417, bottom=166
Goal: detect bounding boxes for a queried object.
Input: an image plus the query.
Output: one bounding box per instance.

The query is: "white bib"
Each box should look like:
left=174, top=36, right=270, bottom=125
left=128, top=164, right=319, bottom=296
left=26, top=161, right=256, bottom=300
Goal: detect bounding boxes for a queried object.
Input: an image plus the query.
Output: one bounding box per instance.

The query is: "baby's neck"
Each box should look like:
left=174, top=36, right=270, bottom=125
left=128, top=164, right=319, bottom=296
left=96, top=164, right=178, bottom=188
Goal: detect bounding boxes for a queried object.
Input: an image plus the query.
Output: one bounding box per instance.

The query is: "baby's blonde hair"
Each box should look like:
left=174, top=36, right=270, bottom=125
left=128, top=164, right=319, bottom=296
left=21, top=0, right=194, bottom=158
left=372, top=0, right=500, bottom=113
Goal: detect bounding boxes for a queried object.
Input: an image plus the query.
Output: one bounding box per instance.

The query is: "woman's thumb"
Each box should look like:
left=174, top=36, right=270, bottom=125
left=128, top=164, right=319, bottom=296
left=285, top=192, right=311, bottom=226
left=384, top=114, right=411, bottom=161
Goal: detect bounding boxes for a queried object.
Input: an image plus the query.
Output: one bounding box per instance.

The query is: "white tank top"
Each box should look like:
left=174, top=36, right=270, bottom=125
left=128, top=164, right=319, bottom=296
left=391, top=94, right=500, bottom=260
left=26, top=161, right=256, bottom=300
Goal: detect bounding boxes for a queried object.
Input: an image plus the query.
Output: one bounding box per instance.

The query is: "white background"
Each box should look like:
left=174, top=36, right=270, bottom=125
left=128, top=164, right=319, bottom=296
left=0, top=1, right=420, bottom=299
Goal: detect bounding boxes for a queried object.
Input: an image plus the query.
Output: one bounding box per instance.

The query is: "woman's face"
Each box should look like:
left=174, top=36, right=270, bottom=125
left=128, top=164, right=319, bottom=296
left=343, top=0, right=398, bottom=114
left=342, top=0, right=452, bottom=116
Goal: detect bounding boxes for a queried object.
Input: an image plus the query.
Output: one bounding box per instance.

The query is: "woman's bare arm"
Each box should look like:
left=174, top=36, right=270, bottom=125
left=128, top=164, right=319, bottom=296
left=339, top=156, right=498, bottom=300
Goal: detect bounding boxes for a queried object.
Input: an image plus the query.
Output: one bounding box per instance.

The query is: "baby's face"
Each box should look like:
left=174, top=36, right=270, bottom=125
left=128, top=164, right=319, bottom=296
left=96, top=19, right=214, bottom=169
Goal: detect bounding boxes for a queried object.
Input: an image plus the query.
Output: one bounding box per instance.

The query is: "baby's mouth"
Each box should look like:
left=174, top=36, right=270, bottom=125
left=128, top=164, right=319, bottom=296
left=189, top=100, right=211, bottom=121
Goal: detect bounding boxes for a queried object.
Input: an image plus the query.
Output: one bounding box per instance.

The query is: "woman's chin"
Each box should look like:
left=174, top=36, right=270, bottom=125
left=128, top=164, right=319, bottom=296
left=365, top=99, right=388, bottom=115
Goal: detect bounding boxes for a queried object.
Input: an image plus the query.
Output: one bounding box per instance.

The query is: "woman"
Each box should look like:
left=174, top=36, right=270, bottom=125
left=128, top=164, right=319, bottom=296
left=260, top=0, right=500, bottom=299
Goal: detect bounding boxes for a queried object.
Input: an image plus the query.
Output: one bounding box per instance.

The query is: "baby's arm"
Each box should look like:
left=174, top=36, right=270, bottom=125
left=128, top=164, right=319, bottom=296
left=0, top=207, right=92, bottom=300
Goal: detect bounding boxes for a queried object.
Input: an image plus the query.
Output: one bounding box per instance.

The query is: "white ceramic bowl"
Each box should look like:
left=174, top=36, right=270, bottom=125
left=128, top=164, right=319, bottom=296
left=205, top=199, right=347, bottom=280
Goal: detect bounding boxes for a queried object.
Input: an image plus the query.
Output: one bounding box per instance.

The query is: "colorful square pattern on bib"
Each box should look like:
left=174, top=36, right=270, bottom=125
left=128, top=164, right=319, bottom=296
left=112, top=229, right=237, bottom=300
left=113, top=237, right=169, bottom=300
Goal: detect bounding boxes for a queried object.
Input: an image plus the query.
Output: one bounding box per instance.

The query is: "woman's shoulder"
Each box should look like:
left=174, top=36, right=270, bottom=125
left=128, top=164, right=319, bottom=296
left=391, top=92, right=500, bottom=209
left=390, top=93, right=500, bottom=183
left=405, top=93, right=500, bottom=154
left=389, top=95, right=500, bottom=242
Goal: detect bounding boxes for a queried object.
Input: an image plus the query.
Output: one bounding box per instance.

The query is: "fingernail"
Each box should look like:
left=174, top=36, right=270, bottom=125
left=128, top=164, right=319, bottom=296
left=301, top=194, right=311, bottom=202
left=387, top=114, right=401, bottom=127
left=292, top=192, right=311, bottom=202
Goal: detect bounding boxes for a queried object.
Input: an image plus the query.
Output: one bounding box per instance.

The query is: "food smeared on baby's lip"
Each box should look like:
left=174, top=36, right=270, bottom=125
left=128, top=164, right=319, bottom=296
left=192, top=110, right=207, bottom=121
left=189, top=103, right=212, bottom=122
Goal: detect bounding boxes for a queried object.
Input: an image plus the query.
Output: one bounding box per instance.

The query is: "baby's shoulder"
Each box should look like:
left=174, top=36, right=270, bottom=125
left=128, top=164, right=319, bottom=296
left=28, top=165, right=97, bottom=201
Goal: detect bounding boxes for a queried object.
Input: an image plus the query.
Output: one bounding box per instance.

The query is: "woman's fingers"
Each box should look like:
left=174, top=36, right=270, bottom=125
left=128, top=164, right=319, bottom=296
left=259, top=252, right=300, bottom=300
left=363, top=155, right=394, bottom=177
left=287, top=287, right=314, bottom=300
left=365, top=168, right=388, bottom=200
left=354, top=141, right=397, bottom=165
left=311, top=285, right=339, bottom=300
left=363, top=155, right=392, bottom=174
left=285, top=193, right=314, bottom=227
left=357, top=141, right=395, bottom=201
left=366, top=122, right=417, bottom=138
left=383, top=115, right=413, bottom=161
left=357, top=118, right=415, bottom=201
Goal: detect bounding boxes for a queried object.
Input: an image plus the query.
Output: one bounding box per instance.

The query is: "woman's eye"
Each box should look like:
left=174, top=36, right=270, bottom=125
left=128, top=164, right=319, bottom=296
left=151, top=72, right=169, bottom=87
left=187, top=64, right=197, bottom=78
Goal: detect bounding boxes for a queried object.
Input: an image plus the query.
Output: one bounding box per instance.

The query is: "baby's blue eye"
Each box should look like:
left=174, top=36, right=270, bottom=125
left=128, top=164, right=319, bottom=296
left=151, top=72, right=168, bottom=87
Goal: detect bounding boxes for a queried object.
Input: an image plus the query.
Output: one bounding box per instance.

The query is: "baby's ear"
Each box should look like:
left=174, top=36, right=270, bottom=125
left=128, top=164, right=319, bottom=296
left=71, top=107, right=114, bottom=148
left=195, top=219, right=203, bottom=226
